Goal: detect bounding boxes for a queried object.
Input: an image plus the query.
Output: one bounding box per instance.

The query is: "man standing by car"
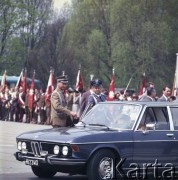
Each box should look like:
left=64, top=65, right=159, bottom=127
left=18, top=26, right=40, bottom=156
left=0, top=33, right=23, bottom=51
left=139, top=87, right=156, bottom=101
left=51, top=75, right=77, bottom=127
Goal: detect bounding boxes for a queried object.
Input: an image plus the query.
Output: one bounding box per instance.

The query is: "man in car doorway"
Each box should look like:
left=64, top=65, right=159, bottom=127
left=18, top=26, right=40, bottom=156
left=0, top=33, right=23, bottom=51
left=83, top=79, right=106, bottom=115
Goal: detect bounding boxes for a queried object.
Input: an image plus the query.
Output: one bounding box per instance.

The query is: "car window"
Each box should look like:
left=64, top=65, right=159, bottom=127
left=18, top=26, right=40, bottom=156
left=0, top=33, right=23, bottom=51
left=170, top=107, right=178, bottom=130
left=138, top=107, right=170, bottom=131
left=82, top=103, right=141, bottom=130
left=153, top=107, right=170, bottom=130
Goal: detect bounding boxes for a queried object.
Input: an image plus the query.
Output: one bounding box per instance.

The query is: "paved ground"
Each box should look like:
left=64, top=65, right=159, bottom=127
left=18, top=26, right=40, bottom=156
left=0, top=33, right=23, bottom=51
left=0, top=121, right=50, bottom=174
left=0, top=121, right=87, bottom=179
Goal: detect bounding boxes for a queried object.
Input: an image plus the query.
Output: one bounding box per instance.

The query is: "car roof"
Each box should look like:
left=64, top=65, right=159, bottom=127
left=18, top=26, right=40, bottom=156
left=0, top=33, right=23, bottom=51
left=99, top=101, right=178, bottom=107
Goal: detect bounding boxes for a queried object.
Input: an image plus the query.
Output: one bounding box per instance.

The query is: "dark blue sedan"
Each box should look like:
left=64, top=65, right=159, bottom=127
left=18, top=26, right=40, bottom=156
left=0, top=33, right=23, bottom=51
left=15, top=102, right=178, bottom=179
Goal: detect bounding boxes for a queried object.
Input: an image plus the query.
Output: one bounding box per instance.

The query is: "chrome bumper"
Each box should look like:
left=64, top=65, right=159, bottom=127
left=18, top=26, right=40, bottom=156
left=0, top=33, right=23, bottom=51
left=15, top=152, right=86, bottom=166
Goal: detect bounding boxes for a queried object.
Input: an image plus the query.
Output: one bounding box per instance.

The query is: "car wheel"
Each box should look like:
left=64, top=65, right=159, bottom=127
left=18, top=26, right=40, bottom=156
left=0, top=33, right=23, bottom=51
left=31, top=166, right=57, bottom=178
left=87, top=149, right=117, bottom=180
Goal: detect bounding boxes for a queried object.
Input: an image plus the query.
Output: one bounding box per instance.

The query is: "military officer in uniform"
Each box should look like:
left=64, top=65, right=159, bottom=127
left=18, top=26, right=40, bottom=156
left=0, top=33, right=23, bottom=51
left=38, top=88, right=46, bottom=124
left=82, top=79, right=106, bottom=117
left=51, top=75, right=77, bottom=127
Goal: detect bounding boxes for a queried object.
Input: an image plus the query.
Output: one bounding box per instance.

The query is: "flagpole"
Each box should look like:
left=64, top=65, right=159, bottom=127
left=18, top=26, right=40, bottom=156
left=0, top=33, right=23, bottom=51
left=112, top=68, right=114, bottom=76
left=1, top=70, right=7, bottom=90
left=123, top=75, right=133, bottom=96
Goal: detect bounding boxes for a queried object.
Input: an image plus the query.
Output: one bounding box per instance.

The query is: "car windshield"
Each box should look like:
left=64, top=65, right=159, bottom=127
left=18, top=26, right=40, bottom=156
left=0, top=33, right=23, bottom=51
left=81, top=103, right=141, bottom=130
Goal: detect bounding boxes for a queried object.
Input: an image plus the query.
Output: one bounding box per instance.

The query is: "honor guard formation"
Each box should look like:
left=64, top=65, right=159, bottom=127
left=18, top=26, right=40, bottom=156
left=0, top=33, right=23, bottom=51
left=0, top=71, right=176, bottom=127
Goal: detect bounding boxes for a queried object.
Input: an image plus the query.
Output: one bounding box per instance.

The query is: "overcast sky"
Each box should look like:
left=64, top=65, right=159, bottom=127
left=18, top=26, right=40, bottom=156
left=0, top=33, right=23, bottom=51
left=53, top=0, right=71, bottom=10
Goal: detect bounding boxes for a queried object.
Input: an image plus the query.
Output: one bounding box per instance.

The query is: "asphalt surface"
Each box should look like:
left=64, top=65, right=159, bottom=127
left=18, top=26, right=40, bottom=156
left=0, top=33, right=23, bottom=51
left=0, top=121, right=87, bottom=180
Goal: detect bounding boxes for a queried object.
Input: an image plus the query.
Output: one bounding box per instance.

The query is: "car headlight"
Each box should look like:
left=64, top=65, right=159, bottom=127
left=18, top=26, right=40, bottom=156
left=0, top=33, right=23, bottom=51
left=62, top=146, right=69, bottom=156
left=53, top=145, right=60, bottom=155
left=21, top=142, right=27, bottom=150
left=17, top=141, right=22, bottom=150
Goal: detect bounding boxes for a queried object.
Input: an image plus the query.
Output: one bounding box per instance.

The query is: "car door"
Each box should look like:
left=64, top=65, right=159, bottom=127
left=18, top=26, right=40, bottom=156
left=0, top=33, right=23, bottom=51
left=133, top=106, right=177, bottom=166
left=169, top=105, right=178, bottom=166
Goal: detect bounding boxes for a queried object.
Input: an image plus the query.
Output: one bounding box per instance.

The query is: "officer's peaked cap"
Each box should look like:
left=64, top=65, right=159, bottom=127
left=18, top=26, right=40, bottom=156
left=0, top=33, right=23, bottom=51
left=91, top=79, right=102, bottom=87
left=57, top=75, right=68, bottom=84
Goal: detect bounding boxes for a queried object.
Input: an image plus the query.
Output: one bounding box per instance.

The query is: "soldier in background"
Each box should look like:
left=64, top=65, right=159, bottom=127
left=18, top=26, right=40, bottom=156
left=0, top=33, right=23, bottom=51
left=66, top=87, right=74, bottom=111
left=31, top=88, right=40, bottom=124
left=0, top=87, right=11, bottom=121
left=24, top=89, right=30, bottom=123
left=18, top=87, right=25, bottom=122
left=45, top=97, right=51, bottom=125
left=132, top=93, right=139, bottom=101
left=5, top=87, right=11, bottom=121
left=72, top=90, right=82, bottom=117
left=9, top=87, right=19, bottom=121
left=38, top=88, right=46, bottom=124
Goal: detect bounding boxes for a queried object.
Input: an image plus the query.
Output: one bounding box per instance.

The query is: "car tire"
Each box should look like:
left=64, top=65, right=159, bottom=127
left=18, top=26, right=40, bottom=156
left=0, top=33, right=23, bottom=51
left=31, top=166, right=57, bottom=178
left=87, top=149, right=117, bottom=180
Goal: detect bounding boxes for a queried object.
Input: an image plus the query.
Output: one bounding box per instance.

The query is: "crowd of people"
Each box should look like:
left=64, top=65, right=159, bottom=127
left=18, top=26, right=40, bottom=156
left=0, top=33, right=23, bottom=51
left=0, top=75, right=177, bottom=127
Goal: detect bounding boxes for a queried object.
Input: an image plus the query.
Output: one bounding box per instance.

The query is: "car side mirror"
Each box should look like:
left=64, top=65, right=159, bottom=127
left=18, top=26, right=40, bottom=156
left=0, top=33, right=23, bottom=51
left=146, top=123, right=156, bottom=131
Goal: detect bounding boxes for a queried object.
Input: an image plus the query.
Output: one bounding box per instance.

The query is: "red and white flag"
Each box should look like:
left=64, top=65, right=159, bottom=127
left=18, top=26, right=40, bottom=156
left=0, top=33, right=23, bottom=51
left=1, top=70, right=7, bottom=90
left=45, top=68, right=54, bottom=102
left=107, top=68, right=115, bottom=101
left=75, top=68, right=84, bottom=91
left=139, top=72, right=146, bottom=96
left=16, top=70, right=23, bottom=88
left=23, top=69, right=27, bottom=94
left=28, top=71, right=35, bottom=111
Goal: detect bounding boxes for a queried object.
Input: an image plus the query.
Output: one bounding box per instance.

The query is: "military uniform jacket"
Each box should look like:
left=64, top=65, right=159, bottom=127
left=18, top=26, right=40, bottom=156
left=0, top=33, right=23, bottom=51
left=51, top=88, right=71, bottom=126
left=38, top=93, right=46, bottom=109
left=88, top=93, right=106, bottom=106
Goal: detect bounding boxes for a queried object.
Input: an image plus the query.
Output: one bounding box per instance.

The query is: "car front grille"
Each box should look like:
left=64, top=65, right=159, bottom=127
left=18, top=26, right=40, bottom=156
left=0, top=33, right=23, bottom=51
left=41, top=142, right=55, bottom=154
left=31, top=141, right=41, bottom=157
left=27, top=141, right=61, bottom=156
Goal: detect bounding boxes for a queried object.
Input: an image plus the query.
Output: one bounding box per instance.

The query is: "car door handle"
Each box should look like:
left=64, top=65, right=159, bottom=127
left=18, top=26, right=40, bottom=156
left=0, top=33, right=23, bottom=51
left=166, top=133, right=174, bottom=137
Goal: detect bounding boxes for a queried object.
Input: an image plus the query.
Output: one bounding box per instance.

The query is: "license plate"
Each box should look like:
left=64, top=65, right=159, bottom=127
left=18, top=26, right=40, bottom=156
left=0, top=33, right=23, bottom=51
left=25, top=159, right=38, bottom=166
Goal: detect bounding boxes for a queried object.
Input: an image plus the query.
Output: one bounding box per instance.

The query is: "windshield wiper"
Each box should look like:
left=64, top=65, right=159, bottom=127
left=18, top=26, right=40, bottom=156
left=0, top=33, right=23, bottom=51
left=88, top=123, right=109, bottom=129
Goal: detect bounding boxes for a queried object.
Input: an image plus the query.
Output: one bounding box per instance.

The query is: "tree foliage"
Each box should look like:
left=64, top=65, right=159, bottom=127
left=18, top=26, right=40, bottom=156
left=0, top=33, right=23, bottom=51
left=61, top=0, right=178, bottom=93
left=1, top=0, right=178, bottom=93
left=0, top=0, right=53, bottom=81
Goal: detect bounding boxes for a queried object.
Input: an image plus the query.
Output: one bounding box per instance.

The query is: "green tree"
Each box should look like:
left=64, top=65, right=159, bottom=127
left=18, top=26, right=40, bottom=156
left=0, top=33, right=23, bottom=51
left=0, top=0, right=53, bottom=76
left=60, top=0, right=113, bottom=86
left=0, top=0, right=20, bottom=62
left=111, top=0, right=174, bottom=92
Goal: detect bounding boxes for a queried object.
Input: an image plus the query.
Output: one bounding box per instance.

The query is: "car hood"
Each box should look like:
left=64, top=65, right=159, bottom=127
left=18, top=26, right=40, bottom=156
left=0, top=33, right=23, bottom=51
left=17, top=126, right=132, bottom=144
